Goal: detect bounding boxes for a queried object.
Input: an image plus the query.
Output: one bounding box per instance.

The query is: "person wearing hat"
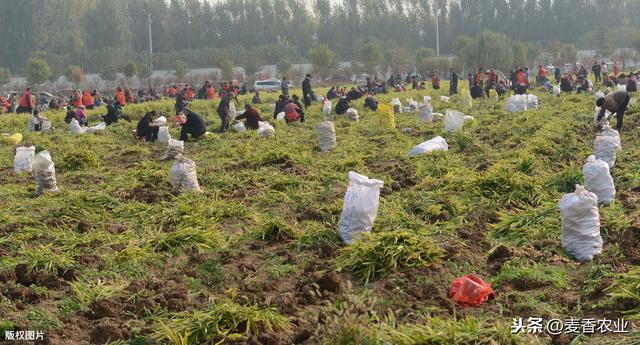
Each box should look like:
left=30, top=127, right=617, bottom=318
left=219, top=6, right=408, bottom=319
left=596, top=90, right=630, bottom=130
left=136, top=111, right=160, bottom=142
left=75, top=105, right=88, bottom=126
left=302, top=74, right=313, bottom=108
left=179, top=108, right=207, bottom=140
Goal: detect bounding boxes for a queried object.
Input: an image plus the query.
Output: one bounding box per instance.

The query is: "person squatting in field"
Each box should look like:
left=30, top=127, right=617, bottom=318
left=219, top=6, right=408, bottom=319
left=136, top=111, right=160, bottom=142
left=177, top=108, right=207, bottom=141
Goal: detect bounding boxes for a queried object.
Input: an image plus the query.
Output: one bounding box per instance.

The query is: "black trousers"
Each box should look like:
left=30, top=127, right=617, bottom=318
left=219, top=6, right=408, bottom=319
left=181, top=126, right=205, bottom=141
left=614, top=95, right=631, bottom=130
left=140, top=126, right=159, bottom=142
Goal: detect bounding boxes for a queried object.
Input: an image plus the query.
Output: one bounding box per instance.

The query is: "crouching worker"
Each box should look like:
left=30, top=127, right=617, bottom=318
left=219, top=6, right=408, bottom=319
left=28, top=109, right=47, bottom=132
left=597, top=90, right=631, bottom=131
left=103, top=101, right=123, bottom=125
left=364, top=93, right=378, bottom=111
left=136, top=111, right=160, bottom=142
left=235, top=104, right=263, bottom=129
left=178, top=108, right=206, bottom=141
left=284, top=99, right=302, bottom=123
left=335, top=97, right=350, bottom=115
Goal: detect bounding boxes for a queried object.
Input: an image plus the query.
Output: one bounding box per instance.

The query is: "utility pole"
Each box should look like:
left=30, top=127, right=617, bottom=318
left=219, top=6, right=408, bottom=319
left=435, top=8, right=440, bottom=57
left=145, top=0, right=153, bottom=73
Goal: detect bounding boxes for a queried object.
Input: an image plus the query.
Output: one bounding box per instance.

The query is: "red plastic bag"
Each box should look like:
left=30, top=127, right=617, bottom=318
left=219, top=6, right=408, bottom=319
left=448, top=274, right=496, bottom=307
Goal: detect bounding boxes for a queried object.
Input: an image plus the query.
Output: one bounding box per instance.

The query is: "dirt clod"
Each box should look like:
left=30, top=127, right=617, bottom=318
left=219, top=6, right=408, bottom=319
left=89, top=320, right=131, bottom=344
left=488, top=245, right=512, bottom=261
left=292, top=328, right=312, bottom=344
left=316, top=272, right=343, bottom=293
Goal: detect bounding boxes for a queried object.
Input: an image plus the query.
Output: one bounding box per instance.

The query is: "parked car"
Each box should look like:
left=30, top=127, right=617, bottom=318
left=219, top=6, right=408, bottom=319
left=253, top=79, right=289, bottom=92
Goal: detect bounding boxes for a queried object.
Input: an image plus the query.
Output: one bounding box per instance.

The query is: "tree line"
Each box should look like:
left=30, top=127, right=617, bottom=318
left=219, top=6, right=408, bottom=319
left=0, top=0, right=639, bottom=82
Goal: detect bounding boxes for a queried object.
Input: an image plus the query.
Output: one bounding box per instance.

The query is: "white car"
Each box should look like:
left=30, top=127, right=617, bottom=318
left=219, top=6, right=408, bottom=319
left=253, top=79, right=290, bottom=92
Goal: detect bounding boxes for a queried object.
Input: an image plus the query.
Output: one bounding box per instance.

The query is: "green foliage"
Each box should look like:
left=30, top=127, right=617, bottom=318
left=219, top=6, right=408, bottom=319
left=243, top=55, right=263, bottom=80
left=152, top=227, right=224, bottom=253
left=491, top=202, right=560, bottom=244
left=27, top=58, right=52, bottom=85
left=0, top=67, right=10, bottom=85
left=335, top=230, right=443, bottom=284
left=219, top=55, right=234, bottom=81
left=100, top=64, right=118, bottom=81
left=309, top=44, right=336, bottom=78
left=58, top=149, right=100, bottom=171
left=250, top=219, right=299, bottom=243
left=276, top=58, right=292, bottom=77
left=124, top=60, right=138, bottom=78
left=455, top=30, right=514, bottom=71
left=153, top=296, right=292, bottom=344
left=358, top=38, right=385, bottom=74
left=195, top=259, right=225, bottom=287
left=606, top=267, right=640, bottom=319
left=383, top=316, right=524, bottom=345
left=71, top=277, right=128, bottom=306
left=26, top=308, right=63, bottom=331
left=64, top=65, right=84, bottom=85
left=492, top=259, right=569, bottom=290
left=174, top=60, right=188, bottom=80
left=512, top=42, right=528, bottom=67
left=138, top=64, right=152, bottom=80
left=21, top=244, right=76, bottom=274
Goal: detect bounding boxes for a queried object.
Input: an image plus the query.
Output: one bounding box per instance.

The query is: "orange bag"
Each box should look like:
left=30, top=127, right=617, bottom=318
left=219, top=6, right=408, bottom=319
left=448, top=274, right=496, bottom=307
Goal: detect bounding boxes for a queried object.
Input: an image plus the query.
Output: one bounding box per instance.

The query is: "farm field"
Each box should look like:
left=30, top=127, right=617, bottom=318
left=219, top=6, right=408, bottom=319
left=0, top=84, right=639, bottom=345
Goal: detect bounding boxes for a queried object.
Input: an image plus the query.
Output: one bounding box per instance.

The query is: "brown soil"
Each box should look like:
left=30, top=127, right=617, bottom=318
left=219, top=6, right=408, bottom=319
left=89, top=319, right=131, bottom=344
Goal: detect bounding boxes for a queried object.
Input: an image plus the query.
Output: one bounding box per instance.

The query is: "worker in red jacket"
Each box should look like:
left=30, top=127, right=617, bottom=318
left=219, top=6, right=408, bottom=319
left=82, top=90, right=95, bottom=109
left=17, top=88, right=35, bottom=113
left=206, top=84, right=216, bottom=100
left=115, top=87, right=126, bottom=106
left=235, top=104, right=263, bottom=129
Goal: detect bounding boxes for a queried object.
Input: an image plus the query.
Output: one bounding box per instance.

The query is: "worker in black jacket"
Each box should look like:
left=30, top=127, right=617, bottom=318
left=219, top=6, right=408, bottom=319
left=302, top=74, right=313, bottom=108
left=136, top=111, right=159, bottom=142
left=179, top=108, right=207, bottom=141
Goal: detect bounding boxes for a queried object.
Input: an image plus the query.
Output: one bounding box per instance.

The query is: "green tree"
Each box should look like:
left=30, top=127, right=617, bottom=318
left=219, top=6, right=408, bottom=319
left=512, top=42, right=528, bottom=67
left=456, top=31, right=513, bottom=71
left=309, top=44, right=335, bottom=78
left=138, top=64, right=152, bottom=80
left=26, top=58, right=52, bottom=85
left=64, top=65, right=84, bottom=86
left=124, top=60, right=138, bottom=79
left=560, top=44, right=577, bottom=64
left=0, top=67, right=10, bottom=86
left=594, top=26, right=613, bottom=58
left=174, top=60, right=188, bottom=80
left=277, top=58, right=292, bottom=78
left=385, top=47, right=412, bottom=75
left=358, top=38, right=384, bottom=75
left=219, top=55, right=234, bottom=81
left=100, top=64, right=117, bottom=81
left=243, top=55, right=263, bottom=81
left=415, top=48, right=436, bottom=61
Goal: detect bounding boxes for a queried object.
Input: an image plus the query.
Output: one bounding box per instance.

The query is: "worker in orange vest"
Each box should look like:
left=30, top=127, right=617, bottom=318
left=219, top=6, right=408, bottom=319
left=515, top=68, right=528, bottom=94
left=115, top=87, right=126, bottom=106
left=82, top=90, right=95, bottom=109
left=17, top=88, right=35, bottom=113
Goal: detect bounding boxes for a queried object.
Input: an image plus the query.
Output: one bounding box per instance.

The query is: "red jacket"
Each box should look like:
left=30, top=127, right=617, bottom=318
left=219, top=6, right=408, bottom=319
left=185, top=87, right=193, bottom=101
left=516, top=71, right=527, bottom=84
left=82, top=91, right=94, bottom=107
left=116, top=90, right=126, bottom=106
left=19, top=91, right=32, bottom=108
left=206, top=87, right=216, bottom=100
left=284, top=102, right=299, bottom=122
